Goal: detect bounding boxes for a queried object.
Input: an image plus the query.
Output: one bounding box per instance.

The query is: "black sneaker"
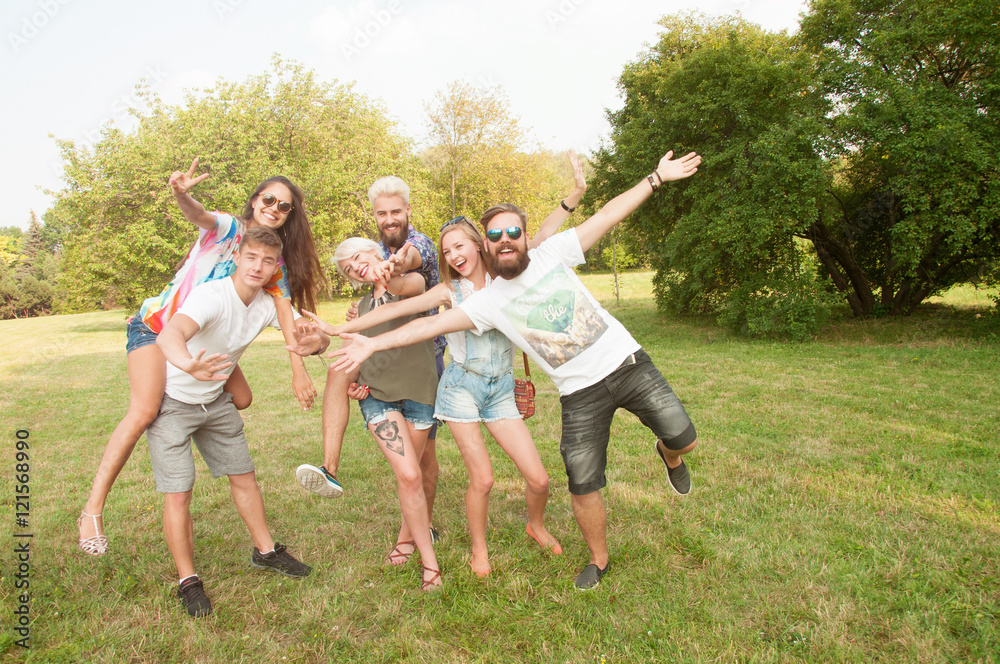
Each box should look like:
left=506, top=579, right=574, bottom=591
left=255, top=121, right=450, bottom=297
left=250, top=543, right=312, bottom=578
left=574, top=563, right=609, bottom=591
left=429, top=526, right=440, bottom=544
left=177, top=576, right=212, bottom=617
left=295, top=464, right=344, bottom=498
left=655, top=442, right=691, bottom=495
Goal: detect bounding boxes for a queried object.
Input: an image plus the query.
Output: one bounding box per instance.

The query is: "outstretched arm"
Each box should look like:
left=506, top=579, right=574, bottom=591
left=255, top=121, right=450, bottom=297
left=169, top=158, right=216, bottom=230
left=530, top=150, right=587, bottom=249
left=273, top=297, right=318, bottom=411
left=302, top=282, right=452, bottom=337
left=328, top=306, right=475, bottom=374
left=574, top=150, right=700, bottom=253
left=157, top=313, right=232, bottom=381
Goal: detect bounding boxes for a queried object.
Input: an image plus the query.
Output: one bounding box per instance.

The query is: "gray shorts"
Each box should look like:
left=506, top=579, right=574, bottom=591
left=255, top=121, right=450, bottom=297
left=146, top=392, right=255, bottom=493
left=559, top=349, right=696, bottom=495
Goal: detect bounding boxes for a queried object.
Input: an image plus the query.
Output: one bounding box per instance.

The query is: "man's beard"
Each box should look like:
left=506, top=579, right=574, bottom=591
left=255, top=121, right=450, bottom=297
left=379, top=213, right=409, bottom=249
left=486, top=243, right=530, bottom=280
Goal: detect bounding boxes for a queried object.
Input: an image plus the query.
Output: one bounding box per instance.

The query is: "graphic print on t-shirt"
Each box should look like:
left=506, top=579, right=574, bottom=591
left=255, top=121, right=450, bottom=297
left=503, top=265, right=608, bottom=367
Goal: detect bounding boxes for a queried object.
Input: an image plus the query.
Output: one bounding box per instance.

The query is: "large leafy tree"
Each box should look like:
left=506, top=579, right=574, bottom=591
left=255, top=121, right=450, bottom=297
left=422, top=80, right=567, bottom=229
left=590, top=15, right=833, bottom=337
left=50, top=57, right=421, bottom=311
left=801, top=0, right=1000, bottom=315
left=593, top=4, right=999, bottom=336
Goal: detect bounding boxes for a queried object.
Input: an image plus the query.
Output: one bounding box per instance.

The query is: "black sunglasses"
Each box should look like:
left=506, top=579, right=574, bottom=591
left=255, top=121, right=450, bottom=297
left=440, top=215, right=469, bottom=232
left=259, top=192, right=293, bottom=214
left=485, top=226, right=522, bottom=242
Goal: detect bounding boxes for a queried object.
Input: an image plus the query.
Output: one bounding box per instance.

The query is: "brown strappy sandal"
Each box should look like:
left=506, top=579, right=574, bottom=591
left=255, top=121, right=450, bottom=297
left=387, top=540, right=415, bottom=566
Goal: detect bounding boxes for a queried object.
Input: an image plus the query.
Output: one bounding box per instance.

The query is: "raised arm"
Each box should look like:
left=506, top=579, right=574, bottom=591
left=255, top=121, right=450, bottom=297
left=303, top=282, right=452, bottom=337
left=156, top=313, right=232, bottom=381
left=328, top=306, right=475, bottom=374
left=530, top=150, right=587, bottom=249
left=168, top=158, right=216, bottom=230
left=573, top=150, right=700, bottom=253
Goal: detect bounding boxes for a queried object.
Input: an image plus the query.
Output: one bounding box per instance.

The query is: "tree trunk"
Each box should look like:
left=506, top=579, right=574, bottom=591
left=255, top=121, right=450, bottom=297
left=804, top=218, right=876, bottom=316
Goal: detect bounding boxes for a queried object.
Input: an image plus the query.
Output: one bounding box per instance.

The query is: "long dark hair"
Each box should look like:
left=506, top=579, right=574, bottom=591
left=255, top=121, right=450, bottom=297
left=241, top=176, right=323, bottom=313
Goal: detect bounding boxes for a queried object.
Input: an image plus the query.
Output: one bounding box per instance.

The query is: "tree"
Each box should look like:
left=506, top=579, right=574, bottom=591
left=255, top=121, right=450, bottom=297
left=593, top=5, right=1000, bottom=338
left=590, top=14, right=835, bottom=338
left=50, top=56, right=422, bottom=311
left=801, top=0, right=1000, bottom=315
left=422, top=80, right=566, bottom=229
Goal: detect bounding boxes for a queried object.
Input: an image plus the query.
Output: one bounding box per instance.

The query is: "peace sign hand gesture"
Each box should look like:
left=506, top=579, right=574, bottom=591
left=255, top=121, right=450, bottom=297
left=169, top=158, right=211, bottom=197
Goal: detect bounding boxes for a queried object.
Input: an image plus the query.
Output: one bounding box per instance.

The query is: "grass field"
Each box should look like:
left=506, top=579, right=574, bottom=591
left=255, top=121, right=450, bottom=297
left=1, top=273, right=997, bottom=663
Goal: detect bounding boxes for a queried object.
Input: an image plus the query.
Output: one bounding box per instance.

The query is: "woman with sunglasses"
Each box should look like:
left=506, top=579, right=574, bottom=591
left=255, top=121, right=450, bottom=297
left=305, top=152, right=586, bottom=576
left=332, top=236, right=443, bottom=590
left=77, top=158, right=324, bottom=556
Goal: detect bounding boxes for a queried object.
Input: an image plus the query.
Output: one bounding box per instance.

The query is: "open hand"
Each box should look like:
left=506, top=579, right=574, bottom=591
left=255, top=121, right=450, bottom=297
left=300, top=310, right=341, bottom=336
left=569, top=150, right=586, bottom=194
left=327, top=332, right=374, bottom=373
left=285, top=319, right=325, bottom=356
left=185, top=348, right=232, bottom=382
left=655, top=150, right=701, bottom=183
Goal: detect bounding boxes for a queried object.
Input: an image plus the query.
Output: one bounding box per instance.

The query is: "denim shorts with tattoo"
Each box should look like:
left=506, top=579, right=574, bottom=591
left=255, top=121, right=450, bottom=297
left=358, top=396, right=435, bottom=431
left=558, top=349, right=697, bottom=495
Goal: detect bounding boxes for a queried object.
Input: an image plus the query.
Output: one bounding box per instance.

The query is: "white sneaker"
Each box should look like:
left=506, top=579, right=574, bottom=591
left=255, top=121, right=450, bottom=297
left=296, top=464, right=344, bottom=498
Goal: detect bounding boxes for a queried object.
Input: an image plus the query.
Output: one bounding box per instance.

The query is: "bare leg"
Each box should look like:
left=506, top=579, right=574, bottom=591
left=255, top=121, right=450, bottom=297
left=224, top=364, right=253, bottom=411
left=80, top=344, right=166, bottom=545
left=656, top=438, right=698, bottom=468
left=369, top=414, right=440, bottom=589
left=163, top=490, right=195, bottom=580
left=420, top=434, right=439, bottom=521
left=447, top=421, right=493, bottom=575
left=228, top=471, right=274, bottom=553
left=571, top=490, right=608, bottom=568
left=484, top=418, right=560, bottom=553
left=321, top=363, right=359, bottom=473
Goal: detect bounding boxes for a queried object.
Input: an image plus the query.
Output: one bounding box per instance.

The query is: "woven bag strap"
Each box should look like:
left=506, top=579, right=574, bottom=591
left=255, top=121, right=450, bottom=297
left=522, top=352, right=530, bottom=378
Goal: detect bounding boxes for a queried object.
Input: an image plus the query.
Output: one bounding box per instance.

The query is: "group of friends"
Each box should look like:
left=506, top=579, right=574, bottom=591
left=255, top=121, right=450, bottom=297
left=75, top=148, right=703, bottom=618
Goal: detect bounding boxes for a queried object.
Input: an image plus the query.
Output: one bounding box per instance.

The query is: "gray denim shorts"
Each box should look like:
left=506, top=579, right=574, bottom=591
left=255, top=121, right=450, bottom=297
left=146, top=392, right=255, bottom=493
left=559, top=349, right=696, bottom=495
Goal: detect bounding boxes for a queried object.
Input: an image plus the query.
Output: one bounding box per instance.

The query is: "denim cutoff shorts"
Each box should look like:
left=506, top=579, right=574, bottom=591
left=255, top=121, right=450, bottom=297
left=126, top=313, right=158, bottom=354
left=359, top=395, right=436, bottom=430
left=433, top=361, right=520, bottom=423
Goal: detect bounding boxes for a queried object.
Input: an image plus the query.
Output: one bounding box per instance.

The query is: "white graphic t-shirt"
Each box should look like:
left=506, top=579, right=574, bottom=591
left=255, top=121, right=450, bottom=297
left=458, top=230, right=640, bottom=396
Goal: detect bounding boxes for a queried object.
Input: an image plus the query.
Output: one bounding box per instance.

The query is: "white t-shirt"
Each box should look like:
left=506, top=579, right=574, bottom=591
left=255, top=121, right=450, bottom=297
left=165, top=278, right=282, bottom=404
left=458, top=230, right=640, bottom=396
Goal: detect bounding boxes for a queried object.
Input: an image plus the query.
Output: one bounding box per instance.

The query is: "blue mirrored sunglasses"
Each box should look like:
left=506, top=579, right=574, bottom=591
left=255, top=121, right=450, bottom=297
left=485, top=226, right=522, bottom=242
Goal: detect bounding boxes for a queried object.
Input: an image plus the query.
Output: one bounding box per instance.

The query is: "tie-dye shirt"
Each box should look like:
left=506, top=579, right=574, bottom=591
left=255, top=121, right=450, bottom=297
left=138, top=212, right=290, bottom=333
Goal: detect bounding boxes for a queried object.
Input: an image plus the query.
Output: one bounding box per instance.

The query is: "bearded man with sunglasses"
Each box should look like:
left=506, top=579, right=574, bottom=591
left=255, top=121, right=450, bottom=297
left=329, top=149, right=702, bottom=591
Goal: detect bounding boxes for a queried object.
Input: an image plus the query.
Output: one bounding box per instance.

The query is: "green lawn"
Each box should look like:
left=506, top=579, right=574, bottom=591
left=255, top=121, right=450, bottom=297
left=1, top=274, right=997, bottom=663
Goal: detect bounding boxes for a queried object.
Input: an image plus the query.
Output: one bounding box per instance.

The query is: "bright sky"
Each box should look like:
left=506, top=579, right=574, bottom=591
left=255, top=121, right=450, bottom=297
left=1, top=0, right=807, bottom=230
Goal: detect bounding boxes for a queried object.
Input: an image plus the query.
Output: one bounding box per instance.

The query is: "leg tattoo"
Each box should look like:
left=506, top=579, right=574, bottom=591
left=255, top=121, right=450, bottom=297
left=375, top=420, right=404, bottom=457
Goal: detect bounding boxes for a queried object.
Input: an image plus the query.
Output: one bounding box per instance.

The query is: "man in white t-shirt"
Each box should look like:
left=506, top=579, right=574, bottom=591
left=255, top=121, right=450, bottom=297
left=330, top=149, right=702, bottom=590
left=151, top=226, right=329, bottom=617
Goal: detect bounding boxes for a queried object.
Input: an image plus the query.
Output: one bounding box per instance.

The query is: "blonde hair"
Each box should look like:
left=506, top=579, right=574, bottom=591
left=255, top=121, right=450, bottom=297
left=333, top=237, right=381, bottom=289
left=367, top=176, right=411, bottom=207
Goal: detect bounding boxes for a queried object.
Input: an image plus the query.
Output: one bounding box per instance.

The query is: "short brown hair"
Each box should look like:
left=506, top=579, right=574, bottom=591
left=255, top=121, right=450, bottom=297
left=239, top=226, right=283, bottom=257
left=479, top=203, right=528, bottom=232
